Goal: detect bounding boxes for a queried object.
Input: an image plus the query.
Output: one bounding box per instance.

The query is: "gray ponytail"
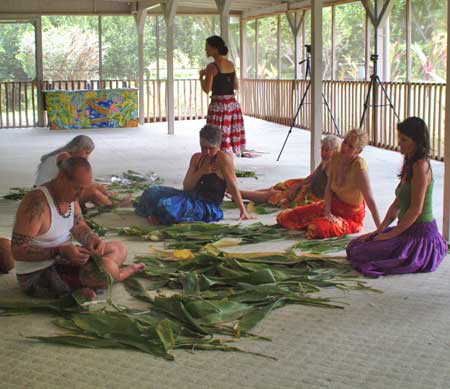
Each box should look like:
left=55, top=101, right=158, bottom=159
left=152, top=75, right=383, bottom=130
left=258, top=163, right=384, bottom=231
left=40, top=135, right=95, bottom=163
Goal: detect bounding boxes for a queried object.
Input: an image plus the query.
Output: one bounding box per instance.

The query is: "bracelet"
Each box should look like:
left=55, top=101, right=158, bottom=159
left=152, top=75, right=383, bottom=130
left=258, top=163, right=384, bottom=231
left=50, top=246, right=59, bottom=258
left=81, top=231, right=98, bottom=246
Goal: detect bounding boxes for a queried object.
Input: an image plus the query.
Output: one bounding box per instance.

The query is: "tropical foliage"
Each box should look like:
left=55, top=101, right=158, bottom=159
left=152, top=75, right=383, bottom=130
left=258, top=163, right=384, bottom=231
left=0, top=239, right=377, bottom=360
left=0, top=1, right=447, bottom=82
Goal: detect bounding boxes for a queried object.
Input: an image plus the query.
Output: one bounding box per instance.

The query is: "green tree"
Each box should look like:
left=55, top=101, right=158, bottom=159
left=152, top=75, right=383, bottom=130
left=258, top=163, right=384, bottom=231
left=0, top=23, right=35, bottom=80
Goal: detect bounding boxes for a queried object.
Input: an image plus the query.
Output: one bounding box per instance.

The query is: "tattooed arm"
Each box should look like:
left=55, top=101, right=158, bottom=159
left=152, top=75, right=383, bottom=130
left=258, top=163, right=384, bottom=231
left=11, top=190, right=57, bottom=261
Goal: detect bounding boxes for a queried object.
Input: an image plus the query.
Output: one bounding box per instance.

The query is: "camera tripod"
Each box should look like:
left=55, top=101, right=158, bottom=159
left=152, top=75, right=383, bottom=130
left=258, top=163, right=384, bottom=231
left=277, top=49, right=341, bottom=161
left=359, top=27, right=399, bottom=136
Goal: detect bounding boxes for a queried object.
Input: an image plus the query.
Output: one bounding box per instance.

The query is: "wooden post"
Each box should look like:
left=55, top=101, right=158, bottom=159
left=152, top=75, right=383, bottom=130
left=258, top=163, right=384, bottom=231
left=383, top=14, right=390, bottom=81
left=34, top=16, right=44, bottom=127
left=277, top=14, right=281, bottom=79
left=156, top=15, right=160, bottom=81
left=255, top=18, right=258, bottom=79
left=135, top=9, right=147, bottom=125
left=240, top=17, right=247, bottom=80
left=215, top=0, right=231, bottom=45
left=163, top=0, right=177, bottom=135
left=405, top=0, right=412, bottom=117
left=311, top=0, right=323, bottom=171
left=98, top=16, right=103, bottom=82
left=286, top=11, right=305, bottom=80
left=365, top=13, right=370, bottom=81
left=443, top=0, right=450, bottom=240
left=331, top=5, right=336, bottom=80
left=406, top=0, right=412, bottom=82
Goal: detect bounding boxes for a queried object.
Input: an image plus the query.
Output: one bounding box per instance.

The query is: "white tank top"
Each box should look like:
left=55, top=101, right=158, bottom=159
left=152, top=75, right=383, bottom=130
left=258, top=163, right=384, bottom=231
left=35, top=154, right=59, bottom=186
left=15, top=186, right=74, bottom=275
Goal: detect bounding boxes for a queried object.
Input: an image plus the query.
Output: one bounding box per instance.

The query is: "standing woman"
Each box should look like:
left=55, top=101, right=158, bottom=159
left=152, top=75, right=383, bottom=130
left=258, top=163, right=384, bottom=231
left=199, top=35, right=246, bottom=156
left=347, top=117, right=447, bottom=277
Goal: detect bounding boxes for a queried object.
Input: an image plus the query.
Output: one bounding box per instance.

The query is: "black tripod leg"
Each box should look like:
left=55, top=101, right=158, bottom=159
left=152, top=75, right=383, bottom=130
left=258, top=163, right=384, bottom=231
left=359, top=77, right=374, bottom=129
left=375, top=75, right=400, bottom=120
left=322, top=92, right=341, bottom=137
left=277, top=82, right=311, bottom=161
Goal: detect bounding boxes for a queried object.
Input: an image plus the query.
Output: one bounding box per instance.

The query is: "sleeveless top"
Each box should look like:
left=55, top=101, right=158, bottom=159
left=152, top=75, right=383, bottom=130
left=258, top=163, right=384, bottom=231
left=195, top=173, right=226, bottom=204
left=329, top=153, right=368, bottom=205
left=35, top=154, right=59, bottom=186
left=14, top=186, right=75, bottom=275
left=211, top=63, right=235, bottom=96
left=310, top=165, right=328, bottom=198
left=395, top=177, right=434, bottom=223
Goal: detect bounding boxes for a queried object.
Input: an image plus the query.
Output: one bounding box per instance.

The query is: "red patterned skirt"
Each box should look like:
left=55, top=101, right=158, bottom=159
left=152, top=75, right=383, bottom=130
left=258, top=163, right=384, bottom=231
left=276, top=195, right=365, bottom=239
left=207, top=95, right=246, bottom=155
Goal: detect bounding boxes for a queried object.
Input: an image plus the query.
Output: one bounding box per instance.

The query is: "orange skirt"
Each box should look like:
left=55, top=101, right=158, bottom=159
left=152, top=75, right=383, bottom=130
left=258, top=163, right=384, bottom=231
left=276, top=195, right=365, bottom=239
left=268, top=178, right=320, bottom=208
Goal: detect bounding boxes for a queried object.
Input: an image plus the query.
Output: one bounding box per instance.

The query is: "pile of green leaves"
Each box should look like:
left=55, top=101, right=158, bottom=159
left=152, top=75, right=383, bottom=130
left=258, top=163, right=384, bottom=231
left=0, top=244, right=373, bottom=360
left=2, top=187, right=30, bottom=200
left=0, top=212, right=368, bottom=361
left=235, top=170, right=258, bottom=179
left=106, top=170, right=163, bottom=194
left=117, top=222, right=300, bottom=251
left=292, top=235, right=353, bottom=254
left=125, top=245, right=376, bottom=346
left=222, top=201, right=280, bottom=215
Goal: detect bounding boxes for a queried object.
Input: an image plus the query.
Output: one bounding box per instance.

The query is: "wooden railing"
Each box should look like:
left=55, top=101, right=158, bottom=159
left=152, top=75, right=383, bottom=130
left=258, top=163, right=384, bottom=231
left=240, top=79, right=446, bottom=161
left=0, top=81, right=38, bottom=128
left=1, top=78, right=446, bottom=160
left=0, top=79, right=209, bottom=129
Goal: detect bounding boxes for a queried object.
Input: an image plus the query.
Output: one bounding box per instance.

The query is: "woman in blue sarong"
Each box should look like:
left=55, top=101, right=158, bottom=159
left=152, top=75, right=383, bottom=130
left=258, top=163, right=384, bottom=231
left=135, top=124, right=252, bottom=224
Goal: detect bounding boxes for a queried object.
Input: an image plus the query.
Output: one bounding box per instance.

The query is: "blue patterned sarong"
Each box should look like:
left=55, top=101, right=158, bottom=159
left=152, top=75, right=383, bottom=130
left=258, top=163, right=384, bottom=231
left=134, top=186, right=223, bottom=225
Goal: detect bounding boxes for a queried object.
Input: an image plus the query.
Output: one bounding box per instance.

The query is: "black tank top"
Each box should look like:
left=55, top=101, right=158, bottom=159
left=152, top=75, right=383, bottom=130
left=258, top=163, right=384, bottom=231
left=194, top=155, right=226, bottom=203
left=211, top=63, right=235, bottom=96
left=195, top=173, right=226, bottom=203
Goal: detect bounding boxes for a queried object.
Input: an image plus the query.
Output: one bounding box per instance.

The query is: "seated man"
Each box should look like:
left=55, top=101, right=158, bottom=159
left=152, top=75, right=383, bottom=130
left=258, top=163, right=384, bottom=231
left=12, top=157, right=143, bottom=299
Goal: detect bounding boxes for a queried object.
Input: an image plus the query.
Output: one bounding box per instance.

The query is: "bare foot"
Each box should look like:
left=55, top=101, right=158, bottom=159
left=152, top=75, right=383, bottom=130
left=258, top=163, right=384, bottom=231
left=147, top=216, right=159, bottom=225
left=114, top=193, right=133, bottom=207
left=131, top=263, right=145, bottom=272
left=79, top=287, right=97, bottom=300
left=118, top=263, right=145, bottom=281
left=0, top=238, right=14, bottom=273
left=280, top=199, right=290, bottom=209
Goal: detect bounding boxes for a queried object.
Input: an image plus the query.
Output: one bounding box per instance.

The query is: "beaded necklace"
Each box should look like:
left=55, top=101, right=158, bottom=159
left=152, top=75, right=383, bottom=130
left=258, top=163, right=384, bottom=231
left=48, top=182, right=72, bottom=219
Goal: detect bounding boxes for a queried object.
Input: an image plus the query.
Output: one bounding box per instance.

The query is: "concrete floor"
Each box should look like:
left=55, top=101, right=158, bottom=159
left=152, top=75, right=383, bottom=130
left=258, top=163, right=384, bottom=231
left=0, top=117, right=449, bottom=389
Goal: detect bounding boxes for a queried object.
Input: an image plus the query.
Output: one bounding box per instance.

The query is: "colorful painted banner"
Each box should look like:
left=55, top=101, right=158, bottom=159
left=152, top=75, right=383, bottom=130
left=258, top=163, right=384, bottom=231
left=45, top=88, right=139, bottom=129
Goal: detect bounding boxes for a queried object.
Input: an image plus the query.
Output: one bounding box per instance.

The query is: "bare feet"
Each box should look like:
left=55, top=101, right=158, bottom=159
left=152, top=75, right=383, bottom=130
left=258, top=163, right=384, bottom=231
left=111, top=193, right=133, bottom=207
left=78, top=287, right=97, bottom=300
left=119, top=263, right=145, bottom=281
left=0, top=238, right=14, bottom=273
left=147, top=216, right=159, bottom=225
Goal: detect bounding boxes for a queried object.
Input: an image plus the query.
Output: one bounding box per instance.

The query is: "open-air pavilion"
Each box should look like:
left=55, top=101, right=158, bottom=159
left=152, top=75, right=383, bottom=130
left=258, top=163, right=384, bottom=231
left=1, top=1, right=450, bottom=388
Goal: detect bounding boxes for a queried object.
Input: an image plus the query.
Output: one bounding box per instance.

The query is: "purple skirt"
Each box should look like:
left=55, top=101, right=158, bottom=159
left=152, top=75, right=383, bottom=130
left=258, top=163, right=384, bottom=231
left=346, top=220, right=447, bottom=277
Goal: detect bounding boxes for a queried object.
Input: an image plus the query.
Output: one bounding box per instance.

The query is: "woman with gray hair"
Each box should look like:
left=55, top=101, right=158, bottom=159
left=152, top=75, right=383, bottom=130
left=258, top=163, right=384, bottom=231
left=35, top=135, right=95, bottom=186
left=240, top=135, right=341, bottom=208
left=135, top=124, right=252, bottom=224
left=35, top=135, right=129, bottom=208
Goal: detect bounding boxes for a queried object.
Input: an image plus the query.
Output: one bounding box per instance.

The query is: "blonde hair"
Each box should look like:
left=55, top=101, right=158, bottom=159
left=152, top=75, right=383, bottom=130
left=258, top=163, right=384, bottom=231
left=345, top=129, right=368, bottom=150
